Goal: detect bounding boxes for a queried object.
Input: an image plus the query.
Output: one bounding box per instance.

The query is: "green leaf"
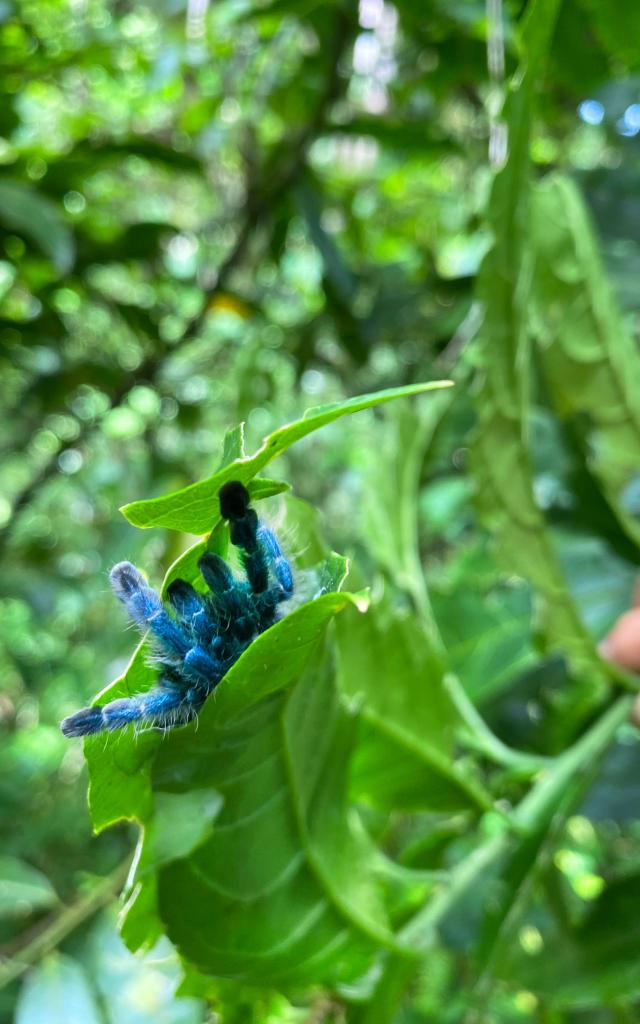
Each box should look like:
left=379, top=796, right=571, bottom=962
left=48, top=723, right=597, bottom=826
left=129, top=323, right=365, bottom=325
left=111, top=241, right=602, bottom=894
left=530, top=174, right=640, bottom=552
left=0, top=856, right=58, bottom=918
left=121, top=383, right=453, bottom=534
left=360, top=398, right=454, bottom=615
left=85, top=488, right=398, bottom=986
left=472, top=424, right=607, bottom=711
left=392, top=697, right=631, bottom=1019
left=196, top=586, right=363, bottom=727
left=86, top=647, right=162, bottom=834
left=120, top=789, right=224, bottom=954
left=555, top=530, right=636, bottom=639
left=356, top=400, right=536, bottom=774
left=219, top=423, right=246, bottom=467
left=577, top=0, right=640, bottom=70
left=16, top=954, right=103, bottom=1024
left=335, top=598, right=493, bottom=814
left=86, top=532, right=352, bottom=833
left=0, top=180, right=74, bottom=273
left=433, top=570, right=536, bottom=706
left=468, top=697, right=633, bottom=1014
left=248, top=477, right=291, bottom=502
left=470, top=0, right=607, bottom=729
left=283, top=648, right=397, bottom=945
left=144, top=789, right=224, bottom=870
left=118, top=612, right=405, bottom=988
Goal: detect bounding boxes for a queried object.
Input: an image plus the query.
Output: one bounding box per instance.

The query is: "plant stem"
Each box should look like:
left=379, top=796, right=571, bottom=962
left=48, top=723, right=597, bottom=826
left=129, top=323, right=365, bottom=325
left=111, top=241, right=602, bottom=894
left=445, top=673, right=550, bottom=776
left=360, top=695, right=633, bottom=1023
left=0, top=857, right=130, bottom=990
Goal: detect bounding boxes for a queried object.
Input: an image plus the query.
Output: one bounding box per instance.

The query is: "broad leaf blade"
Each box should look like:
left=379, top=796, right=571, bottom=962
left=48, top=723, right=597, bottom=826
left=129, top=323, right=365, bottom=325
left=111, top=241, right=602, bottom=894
left=121, top=383, right=452, bottom=533
left=219, top=423, right=246, bottom=467
left=122, top=620, right=399, bottom=988
left=0, top=857, right=58, bottom=919
left=469, top=0, right=607, bottom=730
left=85, top=492, right=392, bottom=986
left=335, top=599, right=493, bottom=813
left=531, top=174, right=640, bottom=552
left=284, top=649, right=399, bottom=947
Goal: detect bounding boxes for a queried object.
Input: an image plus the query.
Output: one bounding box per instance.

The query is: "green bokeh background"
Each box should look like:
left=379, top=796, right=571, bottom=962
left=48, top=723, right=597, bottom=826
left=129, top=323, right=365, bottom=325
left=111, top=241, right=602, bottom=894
left=2, top=0, right=640, bottom=1021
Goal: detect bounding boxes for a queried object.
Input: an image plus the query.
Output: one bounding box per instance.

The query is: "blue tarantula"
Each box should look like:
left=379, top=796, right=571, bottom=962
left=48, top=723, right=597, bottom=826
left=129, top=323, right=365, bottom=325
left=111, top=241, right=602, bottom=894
left=60, top=481, right=293, bottom=737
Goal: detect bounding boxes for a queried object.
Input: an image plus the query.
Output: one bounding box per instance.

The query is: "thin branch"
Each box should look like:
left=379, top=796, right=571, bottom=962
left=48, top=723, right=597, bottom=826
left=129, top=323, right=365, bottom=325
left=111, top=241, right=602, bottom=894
left=486, top=0, right=507, bottom=169
left=0, top=857, right=130, bottom=990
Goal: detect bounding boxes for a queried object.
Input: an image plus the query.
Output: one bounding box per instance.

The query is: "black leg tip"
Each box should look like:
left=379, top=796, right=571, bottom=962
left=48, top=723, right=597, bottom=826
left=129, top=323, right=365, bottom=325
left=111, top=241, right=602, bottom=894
left=60, top=706, right=104, bottom=737
left=219, top=481, right=250, bottom=521
left=166, top=578, right=191, bottom=602
left=109, top=561, right=144, bottom=600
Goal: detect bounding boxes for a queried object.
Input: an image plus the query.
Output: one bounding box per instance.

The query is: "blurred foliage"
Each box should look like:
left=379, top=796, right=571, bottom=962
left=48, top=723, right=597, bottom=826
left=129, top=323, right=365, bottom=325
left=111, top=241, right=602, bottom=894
left=2, top=0, right=640, bottom=1021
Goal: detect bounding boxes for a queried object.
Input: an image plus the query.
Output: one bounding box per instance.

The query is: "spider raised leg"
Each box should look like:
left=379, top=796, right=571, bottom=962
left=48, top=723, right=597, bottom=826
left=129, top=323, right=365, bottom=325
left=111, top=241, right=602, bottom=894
left=60, top=677, right=202, bottom=735
left=60, top=482, right=294, bottom=738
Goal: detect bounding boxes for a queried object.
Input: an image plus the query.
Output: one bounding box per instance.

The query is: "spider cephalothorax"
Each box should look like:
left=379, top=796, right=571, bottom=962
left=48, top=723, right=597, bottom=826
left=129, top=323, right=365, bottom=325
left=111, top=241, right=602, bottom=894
left=60, top=482, right=293, bottom=737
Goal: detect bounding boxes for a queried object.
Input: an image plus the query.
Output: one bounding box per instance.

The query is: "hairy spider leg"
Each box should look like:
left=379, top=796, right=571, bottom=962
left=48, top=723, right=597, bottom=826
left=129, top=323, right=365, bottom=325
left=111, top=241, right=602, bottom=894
left=231, top=509, right=270, bottom=595
left=110, top=562, right=190, bottom=657
left=257, top=524, right=294, bottom=599
left=166, top=577, right=225, bottom=683
left=110, top=562, right=222, bottom=687
left=219, top=480, right=269, bottom=595
left=60, top=679, right=202, bottom=737
left=219, top=480, right=293, bottom=599
left=218, top=480, right=294, bottom=631
left=198, top=553, right=258, bottom=649
left=60, top=570, right=227, bottom=737
left=166, top=579, right=220, bottom=646
left=62, top=482, right=296, bottom=739
left=247, top=525, right=295, bottom=631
